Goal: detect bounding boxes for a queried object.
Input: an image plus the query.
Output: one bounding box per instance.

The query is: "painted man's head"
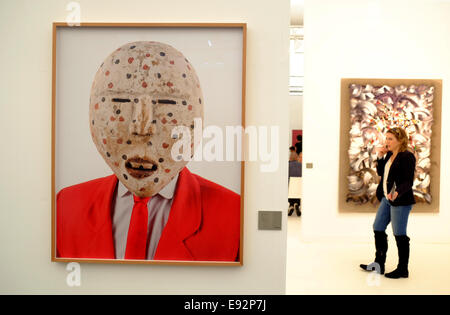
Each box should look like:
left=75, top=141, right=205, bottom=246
left=89, top=41, right=203, bottom=197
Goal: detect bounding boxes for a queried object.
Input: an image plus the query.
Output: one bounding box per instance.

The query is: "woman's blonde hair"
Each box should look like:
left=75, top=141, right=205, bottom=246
left=387, top=127, right=409, bottom=152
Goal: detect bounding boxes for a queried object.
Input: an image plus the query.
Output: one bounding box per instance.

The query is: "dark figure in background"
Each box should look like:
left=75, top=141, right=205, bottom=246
left=295, top=134, right=302, bottom=155
left=360, top=127, right=416, bottom=279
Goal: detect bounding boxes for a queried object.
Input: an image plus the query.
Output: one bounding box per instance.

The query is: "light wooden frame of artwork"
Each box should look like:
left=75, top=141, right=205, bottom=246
left=339, top=78, right=442, bottom=213
left=51, top=22, right=247, bottom=265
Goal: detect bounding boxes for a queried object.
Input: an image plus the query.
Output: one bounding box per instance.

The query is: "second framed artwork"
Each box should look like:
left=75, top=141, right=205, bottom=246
left=52, top=23, right=246, bottom=265
left=339, top=78, right=442, bottom=213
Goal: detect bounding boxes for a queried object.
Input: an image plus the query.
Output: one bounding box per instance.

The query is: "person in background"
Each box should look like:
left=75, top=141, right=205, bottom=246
left=289, top=147, right=302, bottom=178
left=288, top=147, right=302, bottom=216
left=289, top=146, right=298, bottom=161
left=295, top=134, right=302, bottom=155
left=360, top=127, right=416, bottom=279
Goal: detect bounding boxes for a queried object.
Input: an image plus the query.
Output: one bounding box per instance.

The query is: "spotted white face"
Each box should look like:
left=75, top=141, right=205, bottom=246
left=89, top=41, right=204, bottom=197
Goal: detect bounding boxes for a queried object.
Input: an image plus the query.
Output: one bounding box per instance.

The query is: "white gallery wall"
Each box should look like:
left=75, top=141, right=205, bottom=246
left=289, top=95, right=303, bottom=142
left=302, top=0, right=450, bottom=242
left=0, top=0, right=290, bottom=294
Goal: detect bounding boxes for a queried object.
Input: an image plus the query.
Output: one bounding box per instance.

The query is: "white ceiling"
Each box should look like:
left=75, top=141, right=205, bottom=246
left=291, top=0, right=304, bottom=26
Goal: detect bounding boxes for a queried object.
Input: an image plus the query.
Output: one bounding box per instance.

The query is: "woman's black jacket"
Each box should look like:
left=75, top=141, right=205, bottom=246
left=376, top=150, right=416, bottom=206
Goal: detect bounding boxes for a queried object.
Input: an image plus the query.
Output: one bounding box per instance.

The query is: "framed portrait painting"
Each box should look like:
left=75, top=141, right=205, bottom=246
left=52, top=23, right=246, bottom=265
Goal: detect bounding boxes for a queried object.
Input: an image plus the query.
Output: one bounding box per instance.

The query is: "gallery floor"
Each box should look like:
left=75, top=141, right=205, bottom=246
left=286, top=215, right=450, bottom=295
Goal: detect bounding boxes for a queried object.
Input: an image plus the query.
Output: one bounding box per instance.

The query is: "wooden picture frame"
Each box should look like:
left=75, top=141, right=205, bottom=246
left=52, top=23, right=246, bottom=265
left=339, top=78, right=442, bottom=213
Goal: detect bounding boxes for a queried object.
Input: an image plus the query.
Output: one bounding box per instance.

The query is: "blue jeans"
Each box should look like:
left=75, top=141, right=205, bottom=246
left=373, top=197, right=412, bottom=236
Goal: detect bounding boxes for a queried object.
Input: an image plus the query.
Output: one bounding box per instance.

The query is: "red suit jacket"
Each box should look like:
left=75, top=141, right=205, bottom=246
left=56, top=168, right=240, bottom=261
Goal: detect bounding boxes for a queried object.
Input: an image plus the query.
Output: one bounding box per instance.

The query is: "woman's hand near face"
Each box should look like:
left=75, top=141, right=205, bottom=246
left=377, top=144, right=388, bottom=158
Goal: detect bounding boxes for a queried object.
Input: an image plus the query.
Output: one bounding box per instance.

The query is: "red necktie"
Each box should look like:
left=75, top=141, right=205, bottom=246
left=124, top=195, right=151, bottom=260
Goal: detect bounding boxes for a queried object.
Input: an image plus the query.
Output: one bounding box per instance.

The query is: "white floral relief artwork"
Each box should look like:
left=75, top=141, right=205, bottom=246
left=347, top=84, right=434, bottom=205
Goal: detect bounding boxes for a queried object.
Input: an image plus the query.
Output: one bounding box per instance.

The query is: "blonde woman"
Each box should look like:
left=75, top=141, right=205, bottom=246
left=360, top=127, right=416, bottom=279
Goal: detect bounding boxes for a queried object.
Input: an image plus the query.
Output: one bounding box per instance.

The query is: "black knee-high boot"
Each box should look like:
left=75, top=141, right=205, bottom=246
left=360, top=231, right=388, bottom=274
left=385, top=235, right=410, bottom=279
